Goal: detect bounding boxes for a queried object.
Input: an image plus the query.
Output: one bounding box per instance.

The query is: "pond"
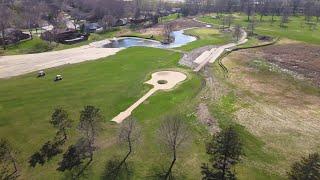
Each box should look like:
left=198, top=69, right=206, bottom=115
left=103, top=30, right=197, bottom=49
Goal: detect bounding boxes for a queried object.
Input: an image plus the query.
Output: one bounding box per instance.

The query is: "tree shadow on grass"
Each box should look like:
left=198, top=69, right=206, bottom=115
left=102, top=156, right=134, bottom=180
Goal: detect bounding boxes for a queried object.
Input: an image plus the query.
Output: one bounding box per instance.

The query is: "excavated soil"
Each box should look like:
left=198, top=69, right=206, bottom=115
left=260, top=43, right=320, bottom=86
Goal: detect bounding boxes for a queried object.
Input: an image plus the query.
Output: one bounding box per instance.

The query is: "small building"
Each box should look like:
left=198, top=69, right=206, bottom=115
left=115, top=18, right=128, bottom=27
left=84, top=23, right=102, bottom=33
left=0, top=28, right=30, bottom=46
left=41, top=29, right=89, bottom=44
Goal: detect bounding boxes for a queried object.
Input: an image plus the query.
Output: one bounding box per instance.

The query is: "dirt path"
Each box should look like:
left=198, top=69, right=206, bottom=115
left=0, top=40, right=122, bottom=78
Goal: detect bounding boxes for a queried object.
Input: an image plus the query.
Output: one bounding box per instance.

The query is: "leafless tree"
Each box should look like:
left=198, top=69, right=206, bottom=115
left=0, top=138, right=19, bottom=179
left=257, top=0, right=271, bottom=21
left=241, top=0, right=254, bottom=21
left=304, top=0, right=315, bottom=22
left=158, top=115, right=190, bottom=179
left=0, top=3, right=12, bottom=50
left=21, top=0, right=44, bottom=39
left=220, top=15, right=233, bottom=30
left=233, top=24, right=242, bottom=41
left=247, top=11, right=257, bottom=35
left=119, top=117, right=140, bottom=164
left=102, top=15, right=115, bottom=31
left=163, top=22, right=174, bottom=44
left=292, top=0, right=301, bottom=16
left=269, top=0, right=282, bottom=22
left=280, top=0, right=291, bottom=28
left=316, top=1, right=320, bottom=22
left=103, top=117, right=140, bottom=179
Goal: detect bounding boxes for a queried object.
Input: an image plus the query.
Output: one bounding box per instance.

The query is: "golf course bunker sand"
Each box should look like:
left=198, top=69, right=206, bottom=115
left=111, top=71, right=187, bottom=123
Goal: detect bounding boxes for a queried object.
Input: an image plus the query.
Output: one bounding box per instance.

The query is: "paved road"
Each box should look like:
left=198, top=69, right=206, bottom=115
left=0, top=40, right=122, bottom=78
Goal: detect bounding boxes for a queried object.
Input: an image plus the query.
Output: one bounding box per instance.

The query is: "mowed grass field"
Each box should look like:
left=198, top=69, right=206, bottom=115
left=178, top=28, right=233, bottom=51
left=0, top=47, right=206, bottom=179
left=198, top=13, right=320, bottom=44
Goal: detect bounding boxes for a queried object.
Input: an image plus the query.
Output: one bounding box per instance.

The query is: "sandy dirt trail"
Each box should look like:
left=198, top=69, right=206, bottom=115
left=111, top=71, right=187, bottom=123
left=0, top=40, right=122, bottom=78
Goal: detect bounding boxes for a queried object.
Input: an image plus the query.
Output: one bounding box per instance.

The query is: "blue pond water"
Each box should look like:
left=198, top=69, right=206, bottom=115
left=104, top=30, right=196, bottom=49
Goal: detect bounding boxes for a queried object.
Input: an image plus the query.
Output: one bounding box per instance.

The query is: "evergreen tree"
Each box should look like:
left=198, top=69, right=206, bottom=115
left=201, top=126, right=243, bottom=180
left=288, top=152, right=320, bottom=180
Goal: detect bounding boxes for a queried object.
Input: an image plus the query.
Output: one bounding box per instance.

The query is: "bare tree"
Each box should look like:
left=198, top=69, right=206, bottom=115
left=0, top=138, right=19, bottom=179
left=247, top=14, right=257, bottom=35
left=304, top=0, right=315, bottom=22
left=316, top=1, right=320, bottom=22
left=119, top=117, right=140, bottom=165
left=233, top=24, right=242, bottom=41
left=102, top=15, right=115, bottom=32
left=257, top=0, right=271, bottom=21
left=241, top=0, right=254, bottom=21
left=163, top=22, right=174, bottom=44
left=292, top=0, right=301, bottom=16
left=280, top=1, right=291, bottom=28
left=0, top=3, right=12, bottom=50
left=21, top=0, right=43, bottom=39
left=103, top=117, right=140, bottom=179
left=158, top=115, right=190, bottom=179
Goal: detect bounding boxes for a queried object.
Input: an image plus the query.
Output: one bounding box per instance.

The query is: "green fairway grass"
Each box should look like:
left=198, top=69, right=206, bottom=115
left=198, top=14, right=320, bottom=45
left=0, top=47, right=206, bottom=179
left=177, top=28, right=233, bottom=51
left=160, top=13, right=181, bottom=22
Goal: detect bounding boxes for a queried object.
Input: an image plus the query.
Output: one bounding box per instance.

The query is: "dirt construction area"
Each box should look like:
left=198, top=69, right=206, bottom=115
left=217, top=43, right=320, bottom=176
left=260, top=42, right=320, bottom=86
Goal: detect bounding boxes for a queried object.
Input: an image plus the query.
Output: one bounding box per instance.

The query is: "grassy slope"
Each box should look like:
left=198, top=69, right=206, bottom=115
left=198, top=14, right=320, bottom=45
left=209, top=48, right=320, bottom=179
left=0, top=47, right=205, bottom=179
left=177, top=28, right=233, bottom=51
left=159, top=13, right=180, bottom=23
left=210, top=92, right=283, bottom=180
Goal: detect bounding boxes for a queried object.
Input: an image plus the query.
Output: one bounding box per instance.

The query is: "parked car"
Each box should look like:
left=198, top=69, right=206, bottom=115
left=54, top=75, right=63, bottom=81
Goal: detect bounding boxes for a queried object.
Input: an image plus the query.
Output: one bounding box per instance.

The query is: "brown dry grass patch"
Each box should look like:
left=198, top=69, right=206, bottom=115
left=220, top=48, right=320, bottom=175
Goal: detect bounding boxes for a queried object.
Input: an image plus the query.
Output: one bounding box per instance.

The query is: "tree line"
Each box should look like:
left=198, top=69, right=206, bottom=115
left=1, top=106, right=319, bottom=179
left=182, top=0, right=320, bottom=20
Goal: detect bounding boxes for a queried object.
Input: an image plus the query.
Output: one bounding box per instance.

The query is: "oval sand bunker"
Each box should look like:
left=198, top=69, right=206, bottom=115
left=111, top=71, right=187, bottom=123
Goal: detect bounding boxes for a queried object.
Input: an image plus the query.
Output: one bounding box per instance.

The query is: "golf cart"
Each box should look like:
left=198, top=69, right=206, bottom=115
left=54, top=75, right=63, bottom=81
left=37, top=70, right=45, bottom=77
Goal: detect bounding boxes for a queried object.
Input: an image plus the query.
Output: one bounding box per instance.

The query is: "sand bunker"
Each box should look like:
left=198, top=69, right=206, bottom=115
left=111, top=71, right=187, bottom=123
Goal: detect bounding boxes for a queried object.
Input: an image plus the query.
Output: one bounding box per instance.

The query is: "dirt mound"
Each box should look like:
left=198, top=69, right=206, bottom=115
left=261, top=43, right=320, bottom=86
